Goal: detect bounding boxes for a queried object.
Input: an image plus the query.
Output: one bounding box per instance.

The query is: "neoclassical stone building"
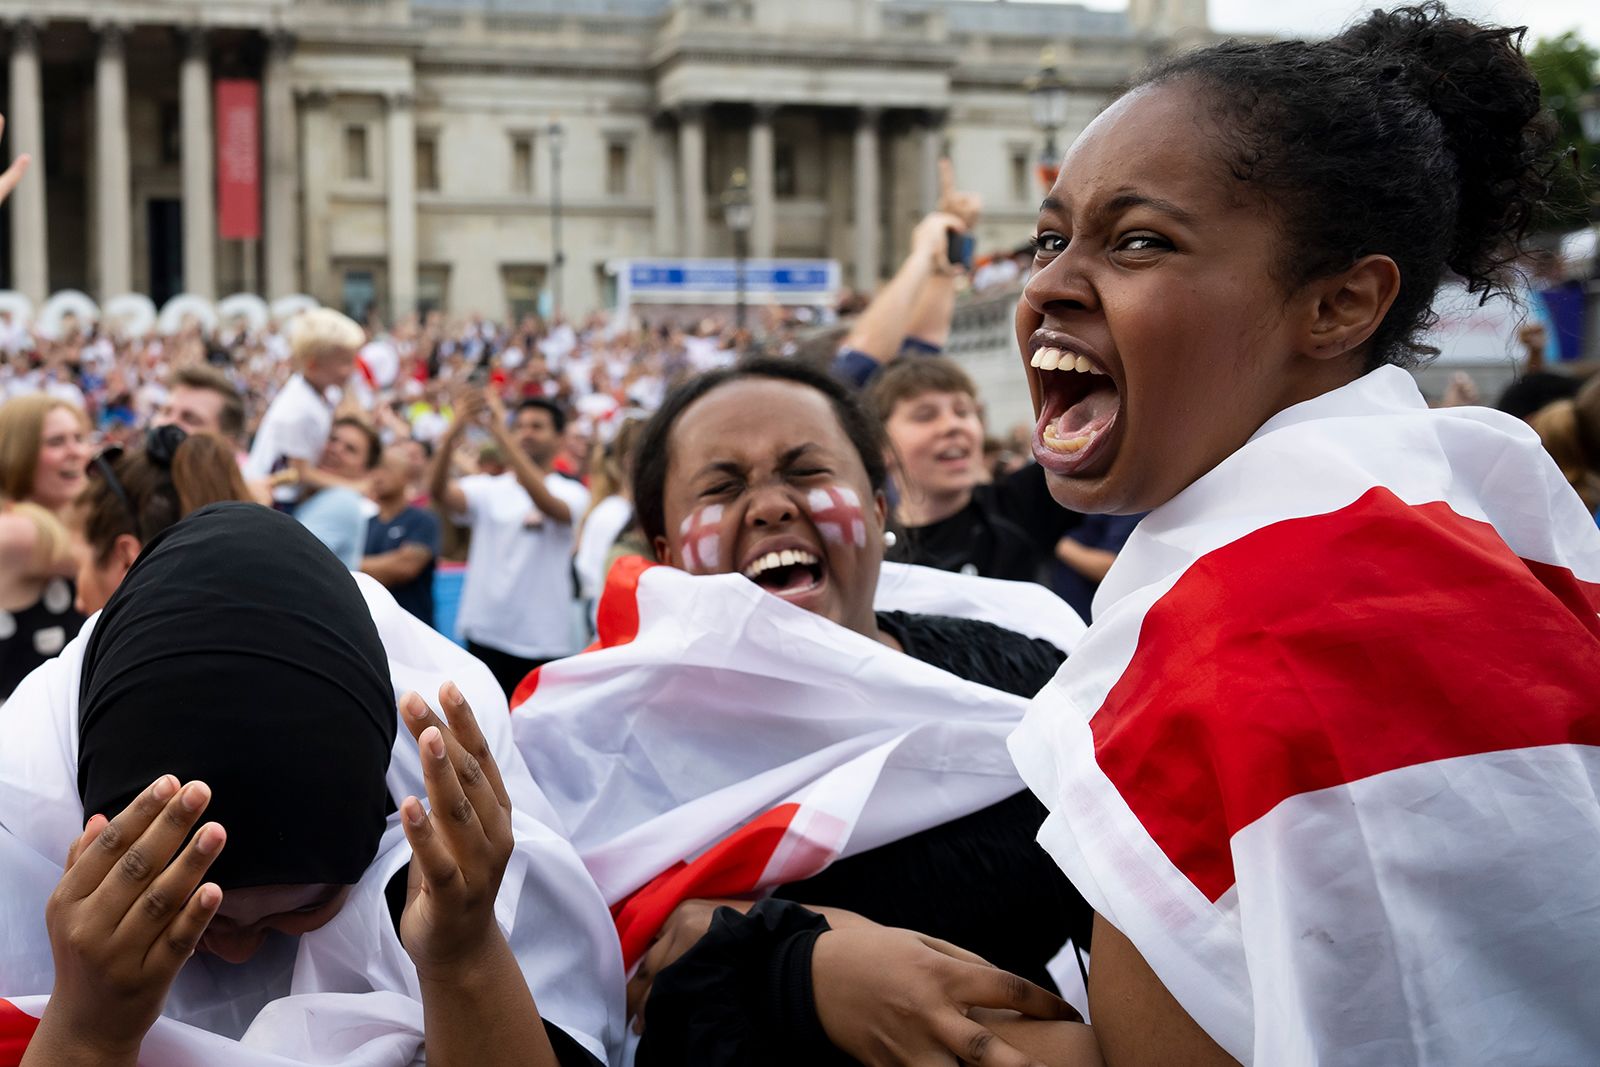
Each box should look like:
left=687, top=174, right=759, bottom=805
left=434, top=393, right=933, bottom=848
left=0, top=0, right=1208, bottom=320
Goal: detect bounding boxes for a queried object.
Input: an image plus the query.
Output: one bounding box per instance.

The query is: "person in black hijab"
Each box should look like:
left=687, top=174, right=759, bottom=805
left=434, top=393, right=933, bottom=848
left=78, top=500, right=396, bottom=895
left=19, top=502, right=599, bottom=1067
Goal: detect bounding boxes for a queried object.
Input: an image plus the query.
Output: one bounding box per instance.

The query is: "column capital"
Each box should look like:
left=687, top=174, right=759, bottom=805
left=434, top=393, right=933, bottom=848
left=384, top=90, right=415, bottom=111
left=918, top=107, right=948, bottom=129
left=266, top=28, right=296, bottom=59
left=8, top=19, right=40, bottom=50
left=750, top=102, right=781, bottom=124
left=176, top=25, right=210, bottom=59
left=856, top=106, right=884, bottom=128
left=92, top=20, right=130, bottom=52
left=296, top=87, right=332, bottom=109
left=676, top=102, right=711, bottom=123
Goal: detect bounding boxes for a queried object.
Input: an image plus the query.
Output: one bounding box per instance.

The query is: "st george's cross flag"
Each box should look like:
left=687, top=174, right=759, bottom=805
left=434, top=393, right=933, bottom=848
left=510, top=558, right=1086, bottom=967
left=1010, top=365, right=1600, bottom=1065
left=0, top=575, right=625, bottom=1067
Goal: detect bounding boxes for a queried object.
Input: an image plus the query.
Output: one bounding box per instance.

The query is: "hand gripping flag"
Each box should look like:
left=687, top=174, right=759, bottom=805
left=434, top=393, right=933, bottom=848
left=510, top=559, right=1086, bottom=967
left=1010, top=366, right=1600, bottom=1065
left=0, top=575, right=625, bottom=1066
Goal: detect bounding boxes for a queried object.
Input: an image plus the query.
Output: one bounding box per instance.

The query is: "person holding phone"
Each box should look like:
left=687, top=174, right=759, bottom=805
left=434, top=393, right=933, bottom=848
left=833, top=159, right=978, bottom=389
left=428, top=390, right=589, bottom=696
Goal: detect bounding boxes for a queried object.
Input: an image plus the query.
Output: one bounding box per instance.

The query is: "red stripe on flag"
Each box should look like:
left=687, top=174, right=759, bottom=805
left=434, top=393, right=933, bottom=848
left=612, top=802, right=800, bottom=968
left=509, top=556, right=658, bottom=708
left=0, top=999, right=40, bottom=1065
left=1091, top=487, right=1600, bottom=902
left=596, top=555, right=655, bottom=649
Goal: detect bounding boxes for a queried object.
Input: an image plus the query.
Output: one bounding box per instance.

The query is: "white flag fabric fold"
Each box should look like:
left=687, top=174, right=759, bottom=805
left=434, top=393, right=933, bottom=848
left=0, top=574, right=625, bottom=1067
left=1009, top=365, right=1600, bottom=1065
left=510, top=558, right=1084, bottom=967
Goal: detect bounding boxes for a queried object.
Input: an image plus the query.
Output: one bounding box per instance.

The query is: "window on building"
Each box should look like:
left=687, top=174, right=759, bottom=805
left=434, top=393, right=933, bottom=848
left=502, top=264, right=548, bottom=322
left=774, top=143, right=797, bottom=198
left=511, top=134, right=534, bottom=194
left=606, top=139, right=631, bottom=197
left=418, top=265, right=450, bottom=314
left=416, top=131, right=439, bottom=192
left=344, top=125, right=370, bottom=181
left=1010, top=147, right=1031, bottom=204
left=342, top=269, right=376, bottom=323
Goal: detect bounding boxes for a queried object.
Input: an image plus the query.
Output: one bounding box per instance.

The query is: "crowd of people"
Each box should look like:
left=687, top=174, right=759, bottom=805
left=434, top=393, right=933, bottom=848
left=2, top=4, right=1600, bottom=1065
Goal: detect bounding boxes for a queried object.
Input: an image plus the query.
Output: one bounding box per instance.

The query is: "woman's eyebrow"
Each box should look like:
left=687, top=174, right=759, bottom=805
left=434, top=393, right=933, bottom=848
left=776, top=444, right=824, bottom=469
left=690, top=459, right=744, bottom=481
left=1100, top=191, right=1198, bottom=225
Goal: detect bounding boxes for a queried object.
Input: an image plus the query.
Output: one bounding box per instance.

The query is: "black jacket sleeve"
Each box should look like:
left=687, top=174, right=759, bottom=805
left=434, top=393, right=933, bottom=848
left=636, top=899, right=854, bottom=1067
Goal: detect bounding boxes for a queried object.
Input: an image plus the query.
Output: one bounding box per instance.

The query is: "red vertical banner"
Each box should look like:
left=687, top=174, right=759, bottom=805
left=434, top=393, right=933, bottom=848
left=215, top=79, right=261, bottom=240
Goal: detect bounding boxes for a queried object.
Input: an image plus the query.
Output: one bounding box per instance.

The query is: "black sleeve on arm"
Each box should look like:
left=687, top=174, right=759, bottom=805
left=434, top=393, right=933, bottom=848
left=543, top=1021, right=606, bottom=1067
left=993, top=462, right=1082, bottom=556
left=636, top=899, right=854, bottom=1067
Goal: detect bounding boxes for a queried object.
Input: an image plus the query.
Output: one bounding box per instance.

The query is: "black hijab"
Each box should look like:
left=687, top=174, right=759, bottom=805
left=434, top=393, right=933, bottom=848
left=77, top=502, right=397, bottom=889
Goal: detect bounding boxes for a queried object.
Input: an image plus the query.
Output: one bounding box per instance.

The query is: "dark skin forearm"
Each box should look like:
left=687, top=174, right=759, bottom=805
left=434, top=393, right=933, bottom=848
left=417, top=937, right=560, bottom=1067
left=20, top=1014, right=139, bottom=1067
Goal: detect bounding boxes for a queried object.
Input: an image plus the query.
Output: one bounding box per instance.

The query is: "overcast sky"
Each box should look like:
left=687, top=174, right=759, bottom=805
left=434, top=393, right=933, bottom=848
left=1063, top=0, right=1600, bottom=47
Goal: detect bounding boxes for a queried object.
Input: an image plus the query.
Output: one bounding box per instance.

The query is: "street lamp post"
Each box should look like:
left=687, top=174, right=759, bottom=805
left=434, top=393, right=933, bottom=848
left=548, top=120, right=565, bottom=318
left=1026, top=47, right=1070, bottom=190
left=722, top=167, right=753, bottom=330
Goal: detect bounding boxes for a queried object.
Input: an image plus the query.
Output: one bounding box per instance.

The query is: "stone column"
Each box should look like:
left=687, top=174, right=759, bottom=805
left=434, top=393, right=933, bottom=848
left=748, top=104, right=776, bottom=261
left=180, top=28, right=216, bottom=299
left=852, top=107, right=882, bottom=291
left=385, top=92, right=417, bottom=319
left=650, top=114, right=677, bottom=255
left=93, top=24, right=132, bottom=298
left=297, top=90, right=333, bottom=304
left=263, top=32, right=299, bottom=298
left=678, top=104, right=707, bottom=259
left=919, top=109, right=946, bottom=216
left=8, top=20, right=48, bottom=303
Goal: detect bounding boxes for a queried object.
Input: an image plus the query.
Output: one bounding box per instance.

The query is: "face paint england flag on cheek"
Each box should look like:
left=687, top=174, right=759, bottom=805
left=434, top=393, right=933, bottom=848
left=807, top=486, right=866, bottom=549
left=678, top=504, right=725, bottom=573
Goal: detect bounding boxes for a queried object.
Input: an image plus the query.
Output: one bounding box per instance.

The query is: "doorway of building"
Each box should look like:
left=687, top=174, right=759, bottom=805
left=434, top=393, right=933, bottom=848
left=148, top=199, right=183, bottom=306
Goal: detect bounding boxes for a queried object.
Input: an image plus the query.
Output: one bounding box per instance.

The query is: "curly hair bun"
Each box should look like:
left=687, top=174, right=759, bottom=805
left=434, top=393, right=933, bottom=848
left=1332, top=3, right=1554, bottom=303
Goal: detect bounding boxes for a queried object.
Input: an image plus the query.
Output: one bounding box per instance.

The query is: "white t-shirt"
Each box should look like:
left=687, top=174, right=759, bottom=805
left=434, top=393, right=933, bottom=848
left=455, top=471, right=590, bottom=659
left=244, top=373, right=333, bottom=482
left=574, top=494, right=634, bottom=602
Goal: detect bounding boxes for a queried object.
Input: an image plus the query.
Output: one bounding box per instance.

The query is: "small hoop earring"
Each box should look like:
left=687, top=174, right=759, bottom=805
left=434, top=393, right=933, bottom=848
left=883, top=530, right=898, bottom=549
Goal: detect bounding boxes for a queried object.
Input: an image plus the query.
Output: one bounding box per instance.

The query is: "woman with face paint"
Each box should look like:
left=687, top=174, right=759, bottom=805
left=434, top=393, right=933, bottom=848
left=0, top=504, right=624, bottom=1066
left=798, top=5, right=1600, bottom=1066
left=524, top=358, right=1091, bottom=1065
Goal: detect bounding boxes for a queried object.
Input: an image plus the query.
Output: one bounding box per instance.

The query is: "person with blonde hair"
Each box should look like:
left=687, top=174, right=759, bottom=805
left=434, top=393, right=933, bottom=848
left=0, top=394, right=91, bottom=700
left=243, top=308, right=365, bottom=500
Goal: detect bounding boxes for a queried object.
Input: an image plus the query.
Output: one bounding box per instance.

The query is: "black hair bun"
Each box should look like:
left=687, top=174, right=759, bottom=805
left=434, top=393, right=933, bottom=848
left=1332, top=3, right=1558, bottom=296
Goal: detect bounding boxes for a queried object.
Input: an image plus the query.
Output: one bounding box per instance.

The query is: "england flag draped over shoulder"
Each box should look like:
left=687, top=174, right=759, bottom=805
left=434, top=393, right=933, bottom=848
left=510, top=557, right=1085, bottom=967
left=0, top=575, right=625, bottom=1067
left=1010, top=365, right=1600, bottom=1065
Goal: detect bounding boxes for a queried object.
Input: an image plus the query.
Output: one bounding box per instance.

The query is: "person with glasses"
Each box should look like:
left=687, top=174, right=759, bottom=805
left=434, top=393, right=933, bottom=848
left=69, top=424, right=255, bottom=616
left=0, top=395, right=92, bottom=701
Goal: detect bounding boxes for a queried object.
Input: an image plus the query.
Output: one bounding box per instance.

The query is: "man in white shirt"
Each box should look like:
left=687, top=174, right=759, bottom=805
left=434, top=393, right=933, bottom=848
left=430, top=390, right=589, bottom=696
left=243, top=308, right=364, bottom=502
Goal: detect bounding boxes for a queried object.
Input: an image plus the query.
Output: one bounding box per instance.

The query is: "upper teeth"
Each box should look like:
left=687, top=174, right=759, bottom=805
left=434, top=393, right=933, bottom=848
left=744, top=549, right=819, bottom=579
left=1030, top=347, right=1104, bottom=374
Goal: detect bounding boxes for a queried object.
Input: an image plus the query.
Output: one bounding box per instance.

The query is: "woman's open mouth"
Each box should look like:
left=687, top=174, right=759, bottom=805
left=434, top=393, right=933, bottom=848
left=742, top=547, right=826, bottom=601
left=1030, top=345, right=1121, bottom=477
